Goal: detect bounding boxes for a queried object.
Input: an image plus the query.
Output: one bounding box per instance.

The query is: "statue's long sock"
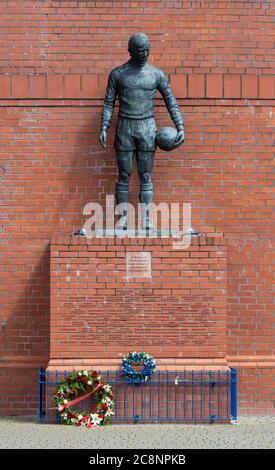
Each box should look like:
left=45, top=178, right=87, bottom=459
left=139, top=182, right=154, bottom=230
left=115, top=182, right=129, bottom=230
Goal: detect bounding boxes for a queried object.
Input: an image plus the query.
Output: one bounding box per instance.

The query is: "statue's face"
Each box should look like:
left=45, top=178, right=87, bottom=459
left=129, top=42, right=150, bottom=65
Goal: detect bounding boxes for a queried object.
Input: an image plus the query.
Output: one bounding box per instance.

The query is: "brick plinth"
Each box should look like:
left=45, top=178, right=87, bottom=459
left=48, top=234, right=228, bottom=370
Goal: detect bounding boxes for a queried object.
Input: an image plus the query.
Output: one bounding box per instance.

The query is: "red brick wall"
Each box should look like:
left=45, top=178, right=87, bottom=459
left=0, top=367, right=38, bottom=416
left=235, top=366, right=275, bottom=416
left=0, top=1, right=274, bottom=76
left=0, top=1, right=274, bottom=416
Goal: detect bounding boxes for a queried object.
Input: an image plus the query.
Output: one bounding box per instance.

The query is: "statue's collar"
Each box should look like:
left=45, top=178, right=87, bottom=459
left=128, top=59, right=148, bottom=69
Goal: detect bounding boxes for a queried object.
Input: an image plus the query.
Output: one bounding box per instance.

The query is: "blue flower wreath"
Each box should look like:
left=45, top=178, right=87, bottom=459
left=121, top=351, right=156, bottom=384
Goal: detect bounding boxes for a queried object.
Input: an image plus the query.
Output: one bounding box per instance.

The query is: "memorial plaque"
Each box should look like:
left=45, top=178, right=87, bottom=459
left=125, top=252, right=152, bottom=278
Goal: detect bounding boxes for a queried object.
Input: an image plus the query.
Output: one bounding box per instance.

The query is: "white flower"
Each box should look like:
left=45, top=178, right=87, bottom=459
left=90, top=413, right=103, bottom=426
left=78, top=414, right=83, bottom=421
left=63, top=413, right=67, bottom=419
left=63, top=399, right=68, bottom=404
left=78, top=372, right=82, bottom=376
left=105, top=397, right=114, bottom=406
left=83, top=370, right=88, bottom=376
left=105, top=409, right=115, bottom=417
left=87, top=380, right=92, bottom=385
left=104, top=384, right=112, bottom=392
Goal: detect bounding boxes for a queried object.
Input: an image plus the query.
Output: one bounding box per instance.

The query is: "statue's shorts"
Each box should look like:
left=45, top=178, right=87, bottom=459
left=114, top=117, right=157, bottom=152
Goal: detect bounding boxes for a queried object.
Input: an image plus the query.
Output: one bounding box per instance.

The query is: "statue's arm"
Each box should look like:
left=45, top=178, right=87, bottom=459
left=99, top=70, right=118, bottom=148
left=157, top=70, right=184, bottom=145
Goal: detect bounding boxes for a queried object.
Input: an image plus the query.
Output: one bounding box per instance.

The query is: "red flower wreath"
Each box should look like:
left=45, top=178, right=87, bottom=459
left=53, top=370, right=114, bottom=428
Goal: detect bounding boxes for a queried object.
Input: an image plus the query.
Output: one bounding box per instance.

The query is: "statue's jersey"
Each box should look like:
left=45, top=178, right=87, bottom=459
left=101, top=61, right=183, bottom=130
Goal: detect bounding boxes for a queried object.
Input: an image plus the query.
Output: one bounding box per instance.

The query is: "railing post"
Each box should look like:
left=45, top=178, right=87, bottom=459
left=37, top=367, right=44, bottom=422
left=230, top=368, right=237, bottom=424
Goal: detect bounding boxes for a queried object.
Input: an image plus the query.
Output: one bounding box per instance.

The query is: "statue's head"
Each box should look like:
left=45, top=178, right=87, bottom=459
left=128, top=32, right=150, bottom=65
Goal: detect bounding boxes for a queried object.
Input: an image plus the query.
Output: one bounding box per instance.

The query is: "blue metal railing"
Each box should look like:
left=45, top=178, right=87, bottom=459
left=38, top=368, right=237, bottom=424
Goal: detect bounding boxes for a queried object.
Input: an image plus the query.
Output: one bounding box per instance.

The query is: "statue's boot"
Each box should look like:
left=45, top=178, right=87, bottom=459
left=139, top=182, right=154, bottom=231
left=116, top=181, right=129, bottom=230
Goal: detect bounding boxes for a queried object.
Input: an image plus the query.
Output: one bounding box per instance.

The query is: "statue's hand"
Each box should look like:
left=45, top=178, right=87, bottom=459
left=174, top=129, right=185, bottom=148
left=99, top=129, right=107, bottom=148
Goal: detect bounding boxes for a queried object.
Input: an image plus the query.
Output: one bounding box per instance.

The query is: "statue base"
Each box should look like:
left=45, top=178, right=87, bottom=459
left=48, top=232, right=227, bottom=368
left=73, top=227, right=201, bottom=238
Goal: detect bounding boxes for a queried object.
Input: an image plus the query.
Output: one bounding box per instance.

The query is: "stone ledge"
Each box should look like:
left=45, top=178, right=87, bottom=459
left=47, top=358, right=230, bottom=373
left=0, top=356, right=49, bottom=368
left=51, top=232, right=225, bottom=247
left=227, top=356, right=275, bottom=368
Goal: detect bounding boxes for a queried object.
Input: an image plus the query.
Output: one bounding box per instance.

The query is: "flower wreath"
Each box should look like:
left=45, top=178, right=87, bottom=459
left=121, top=351, right=156, bottom=383
left=53, top=370, right=114, bottom=427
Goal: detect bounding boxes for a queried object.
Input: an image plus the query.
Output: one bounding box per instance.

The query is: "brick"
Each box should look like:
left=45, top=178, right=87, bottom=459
left=64, top=74, right=81, bottom=98
left=188, top=74, right=205, bottom=98
left=11, top=76, right=28, bottom=98
left=0, top=76, right=11, bottom=98
left=242, top=75, right=258, bottom=99
left=47, top=75, right=63, bottom=98
left=206, top=74, right=223, bottom=98
left=224, top=74, right=241, bottom=98
left=29, top=75, right=47, bottom=98
left=98, top=74, right=108, bottom=97
left=170, top=74, right=187, bottom=98
left=259, top=76, right=275, bottom=99
left=81, top=74, right=98, bottom=98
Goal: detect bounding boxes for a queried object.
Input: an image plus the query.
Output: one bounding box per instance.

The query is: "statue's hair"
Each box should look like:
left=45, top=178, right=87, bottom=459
left=128, top=32, right=150, bottom=51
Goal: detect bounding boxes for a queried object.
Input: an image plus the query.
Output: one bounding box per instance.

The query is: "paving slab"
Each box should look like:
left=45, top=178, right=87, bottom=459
left=0, top=416, right=274, bottom=449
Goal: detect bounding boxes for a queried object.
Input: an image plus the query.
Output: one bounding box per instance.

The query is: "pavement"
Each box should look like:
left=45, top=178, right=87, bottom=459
left=0, top=416, right=274, bottom=449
